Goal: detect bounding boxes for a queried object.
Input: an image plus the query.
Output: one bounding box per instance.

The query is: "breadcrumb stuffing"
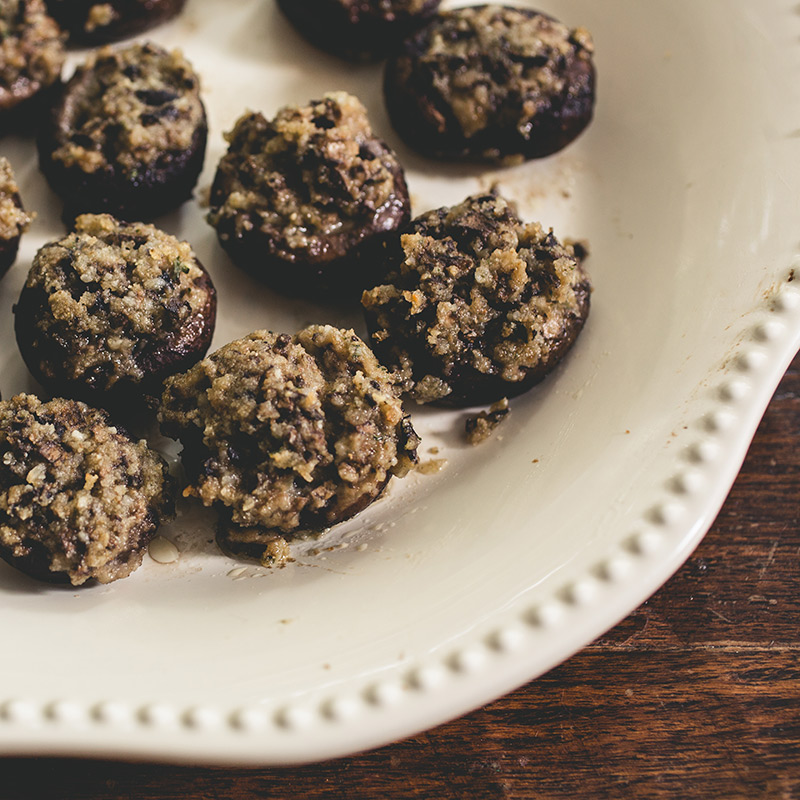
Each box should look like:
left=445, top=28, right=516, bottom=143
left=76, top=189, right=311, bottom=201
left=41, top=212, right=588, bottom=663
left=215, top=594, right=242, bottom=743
left=20, top=213, right=213, bottom=392
left=0, top=394, right=174, bottom=585
left=0, top=0, right=64, bottom=108
left=209, top=92, right=403, bottom=259
left=0, top=158, right=32, bottom=242
left=160, top=325, right=420, bottom=544
left=362, top=193, right=590, bottom=404
left=50, top=42, right=204, bottom=176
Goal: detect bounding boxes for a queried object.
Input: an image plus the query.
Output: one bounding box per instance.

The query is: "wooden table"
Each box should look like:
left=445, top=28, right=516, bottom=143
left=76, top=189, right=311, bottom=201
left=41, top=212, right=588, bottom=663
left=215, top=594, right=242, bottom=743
left=2, top=353, right=798, bottom=799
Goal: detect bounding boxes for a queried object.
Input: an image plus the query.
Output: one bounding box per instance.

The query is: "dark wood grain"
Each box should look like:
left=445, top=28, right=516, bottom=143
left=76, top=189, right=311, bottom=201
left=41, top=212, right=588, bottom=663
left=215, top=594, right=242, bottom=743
left=2, top=352, right=798, bottom=800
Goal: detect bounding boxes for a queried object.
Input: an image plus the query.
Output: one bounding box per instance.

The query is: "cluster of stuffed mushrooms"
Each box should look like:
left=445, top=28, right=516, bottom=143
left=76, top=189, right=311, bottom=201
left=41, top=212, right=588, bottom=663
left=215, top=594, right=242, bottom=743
left=0, top=1, right=596, bottom=587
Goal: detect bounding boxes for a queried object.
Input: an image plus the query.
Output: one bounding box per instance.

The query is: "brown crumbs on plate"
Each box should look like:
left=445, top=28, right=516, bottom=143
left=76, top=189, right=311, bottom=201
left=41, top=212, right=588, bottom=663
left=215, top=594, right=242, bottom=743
left=465, top=397, right=510, bottom=445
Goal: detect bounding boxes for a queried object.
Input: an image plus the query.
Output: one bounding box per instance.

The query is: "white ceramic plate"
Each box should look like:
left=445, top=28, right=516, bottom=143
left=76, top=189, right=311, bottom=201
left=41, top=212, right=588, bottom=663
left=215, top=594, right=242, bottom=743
left=1, top=0, right=799, bottom=766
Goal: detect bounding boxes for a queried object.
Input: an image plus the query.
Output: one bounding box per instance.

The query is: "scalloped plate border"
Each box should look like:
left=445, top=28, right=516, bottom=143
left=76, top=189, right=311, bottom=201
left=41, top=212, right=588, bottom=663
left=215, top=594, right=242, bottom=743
left=1, top=270, right=798, bottom=765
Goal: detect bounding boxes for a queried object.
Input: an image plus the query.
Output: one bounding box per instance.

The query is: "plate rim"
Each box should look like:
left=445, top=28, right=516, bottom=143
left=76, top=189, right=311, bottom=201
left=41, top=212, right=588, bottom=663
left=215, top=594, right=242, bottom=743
left=0, top=274, right=797, bottom=766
